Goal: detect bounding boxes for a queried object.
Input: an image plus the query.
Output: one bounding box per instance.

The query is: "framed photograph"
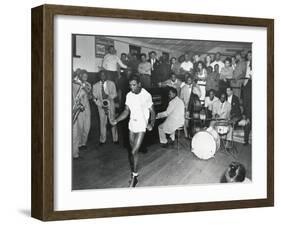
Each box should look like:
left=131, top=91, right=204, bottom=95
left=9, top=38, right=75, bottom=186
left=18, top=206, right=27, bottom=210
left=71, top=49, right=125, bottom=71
left=31, top=4, right=274, bottom=221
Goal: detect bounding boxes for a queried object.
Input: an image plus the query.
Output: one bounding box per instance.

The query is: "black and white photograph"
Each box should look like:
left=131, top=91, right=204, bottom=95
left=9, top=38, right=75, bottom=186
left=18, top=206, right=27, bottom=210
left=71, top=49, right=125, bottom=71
left=72, top=34, right=253, bottom=189
left=29, top=3, right=274, bottom=221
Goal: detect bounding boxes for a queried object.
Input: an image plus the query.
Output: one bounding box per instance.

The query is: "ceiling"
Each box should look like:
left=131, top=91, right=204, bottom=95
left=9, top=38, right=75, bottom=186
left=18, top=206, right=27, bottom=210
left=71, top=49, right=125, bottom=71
left=128, top=37, right=252, bottom=56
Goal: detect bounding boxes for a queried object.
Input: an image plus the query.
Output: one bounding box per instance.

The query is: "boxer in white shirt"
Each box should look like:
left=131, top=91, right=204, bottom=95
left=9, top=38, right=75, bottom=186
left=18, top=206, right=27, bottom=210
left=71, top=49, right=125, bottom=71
left=112, top=75, right=155, bottom=187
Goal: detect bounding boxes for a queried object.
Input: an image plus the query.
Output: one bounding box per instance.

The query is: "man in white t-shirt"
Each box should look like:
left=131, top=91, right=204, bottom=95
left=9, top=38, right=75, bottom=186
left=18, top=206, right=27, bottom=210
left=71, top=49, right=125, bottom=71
left=112, top=75, right=155, bottom=187
left=180, top=53, right=193, bottom=73
left=102, top=45, right=127, bottom=83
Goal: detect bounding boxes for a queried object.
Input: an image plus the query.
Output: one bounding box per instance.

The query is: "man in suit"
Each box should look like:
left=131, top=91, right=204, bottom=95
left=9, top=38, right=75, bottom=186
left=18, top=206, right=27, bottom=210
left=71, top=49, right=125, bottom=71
left=241, top=74, right=252, bottom=145
left=72, top=71, right=91, bottom=159
left=156, top=87, right=185, bottom=147
left=226, top=86, right=242, bottom=147
left=155, top=55, right=171, bottom=84
left=231, top=52, right=246, bottom=99
left=226, top=86, right=242, bottom=123
left=93, top=70, right=118, bottom=145
left=148, top=51, right=160, bottom=87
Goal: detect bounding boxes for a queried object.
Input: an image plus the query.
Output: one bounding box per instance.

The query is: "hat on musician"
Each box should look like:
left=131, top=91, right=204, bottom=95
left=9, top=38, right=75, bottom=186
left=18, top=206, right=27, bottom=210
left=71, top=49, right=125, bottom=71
left=73, top=68, right=82, bottom=78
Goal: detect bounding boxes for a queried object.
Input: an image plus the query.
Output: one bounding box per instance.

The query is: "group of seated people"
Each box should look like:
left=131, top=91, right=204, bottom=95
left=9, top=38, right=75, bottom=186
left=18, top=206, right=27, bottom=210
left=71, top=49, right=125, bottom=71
left=72, top=46, right=252, bottom=158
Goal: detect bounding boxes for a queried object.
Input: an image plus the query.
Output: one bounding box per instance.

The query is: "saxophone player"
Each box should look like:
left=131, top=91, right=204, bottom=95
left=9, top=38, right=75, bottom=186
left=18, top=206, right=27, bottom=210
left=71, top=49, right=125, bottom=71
left=93, top=70, right=118, bottom=145
left=72, top=70, right=91, bottom=159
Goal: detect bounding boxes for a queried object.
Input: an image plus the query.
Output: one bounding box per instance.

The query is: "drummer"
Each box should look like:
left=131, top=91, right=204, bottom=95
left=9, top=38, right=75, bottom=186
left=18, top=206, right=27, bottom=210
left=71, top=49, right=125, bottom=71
left=212, top=92, right=231, bottom=120
left=204, top=89, right=219, bottom=119
left=210, top=92, right=233, bottom=149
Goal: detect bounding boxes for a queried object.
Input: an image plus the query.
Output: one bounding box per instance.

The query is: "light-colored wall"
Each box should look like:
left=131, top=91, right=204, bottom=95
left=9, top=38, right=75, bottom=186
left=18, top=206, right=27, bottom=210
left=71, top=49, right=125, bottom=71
left=208, top=46, right=251, bottom=57
left=73, top=35, right=98, bottom=72
left=73, top=35, right=183, bottom=72
left=114, top=40, right=130, bottom=58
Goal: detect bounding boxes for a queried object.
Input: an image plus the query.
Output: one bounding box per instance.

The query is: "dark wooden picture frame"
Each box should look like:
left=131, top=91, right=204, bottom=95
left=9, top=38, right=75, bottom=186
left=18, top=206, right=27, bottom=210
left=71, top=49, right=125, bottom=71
left=31, top=4, right=274, bottom=221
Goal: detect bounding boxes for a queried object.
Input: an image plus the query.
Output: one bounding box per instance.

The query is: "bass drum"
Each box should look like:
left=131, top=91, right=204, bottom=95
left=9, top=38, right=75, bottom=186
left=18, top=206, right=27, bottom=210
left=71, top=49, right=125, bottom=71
left=191, top=127, right=220, bottom=160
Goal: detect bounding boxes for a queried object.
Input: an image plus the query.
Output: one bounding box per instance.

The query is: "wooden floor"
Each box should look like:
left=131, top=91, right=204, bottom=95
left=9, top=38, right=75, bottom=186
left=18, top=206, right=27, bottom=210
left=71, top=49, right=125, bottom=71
left=72, top=136, right=252, bottom=190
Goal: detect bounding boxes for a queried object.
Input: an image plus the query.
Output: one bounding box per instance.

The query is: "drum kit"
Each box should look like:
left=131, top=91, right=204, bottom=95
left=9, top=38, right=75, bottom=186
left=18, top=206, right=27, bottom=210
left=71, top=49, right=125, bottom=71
left=190, top=117, right=231, bottom=160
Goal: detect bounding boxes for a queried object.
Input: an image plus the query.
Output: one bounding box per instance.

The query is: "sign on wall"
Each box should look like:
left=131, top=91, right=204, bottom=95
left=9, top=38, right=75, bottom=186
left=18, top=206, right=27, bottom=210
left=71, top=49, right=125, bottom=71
left=95, top=36, right=114, bottom=58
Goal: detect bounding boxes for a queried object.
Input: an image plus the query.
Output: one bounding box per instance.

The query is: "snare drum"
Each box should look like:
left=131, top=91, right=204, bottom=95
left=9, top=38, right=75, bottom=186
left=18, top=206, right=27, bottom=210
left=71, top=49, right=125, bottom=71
left=191, top=127, right=220, bottom=160
left=215, top=120, right=230, bottom=135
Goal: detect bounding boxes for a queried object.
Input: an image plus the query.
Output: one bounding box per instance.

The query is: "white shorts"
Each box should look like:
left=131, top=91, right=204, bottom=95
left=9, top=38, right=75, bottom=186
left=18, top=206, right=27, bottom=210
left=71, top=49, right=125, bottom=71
left=128, top=118, right=147, bottom=133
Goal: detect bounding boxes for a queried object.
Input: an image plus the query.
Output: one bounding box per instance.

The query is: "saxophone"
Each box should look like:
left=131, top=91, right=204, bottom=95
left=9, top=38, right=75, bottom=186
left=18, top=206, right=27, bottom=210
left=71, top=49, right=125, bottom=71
left=72, top=78, right=85, bottom=124
left=102, top=99, right=115, bottom=125
left=99, top=81, right=114, bottom=125
left=102, top=99, right=110, bottom=115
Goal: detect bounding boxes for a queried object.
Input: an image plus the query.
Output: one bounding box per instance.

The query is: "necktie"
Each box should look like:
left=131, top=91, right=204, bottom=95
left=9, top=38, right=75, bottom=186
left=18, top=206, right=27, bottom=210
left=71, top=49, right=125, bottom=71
left=220, top=102, right=224, bottom=116
left=101, top=81, right=107, bottom=99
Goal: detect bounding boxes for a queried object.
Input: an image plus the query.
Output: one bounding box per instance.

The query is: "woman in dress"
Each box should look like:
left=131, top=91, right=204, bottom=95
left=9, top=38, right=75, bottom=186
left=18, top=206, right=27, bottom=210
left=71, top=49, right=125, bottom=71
left=195, top=61, right=207, bottom=103
left=170, top=57, right=181, bottom=78
left=205, top=54, right=212, bottom=68
left=219, top=57, right=233, bottom=95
